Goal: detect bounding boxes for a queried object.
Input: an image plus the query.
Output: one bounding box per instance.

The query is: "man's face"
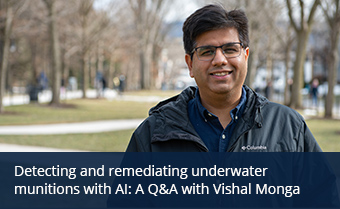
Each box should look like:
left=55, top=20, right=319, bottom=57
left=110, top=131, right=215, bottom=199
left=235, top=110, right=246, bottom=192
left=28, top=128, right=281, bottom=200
left=185, top=27, right=249, bottom=98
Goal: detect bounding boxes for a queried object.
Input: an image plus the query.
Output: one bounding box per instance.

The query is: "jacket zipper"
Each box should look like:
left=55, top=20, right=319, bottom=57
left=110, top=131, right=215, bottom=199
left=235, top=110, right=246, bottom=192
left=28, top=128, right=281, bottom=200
left=226, top=125, right=253, bottom=152
left=226, top=109, right=260, bottom=152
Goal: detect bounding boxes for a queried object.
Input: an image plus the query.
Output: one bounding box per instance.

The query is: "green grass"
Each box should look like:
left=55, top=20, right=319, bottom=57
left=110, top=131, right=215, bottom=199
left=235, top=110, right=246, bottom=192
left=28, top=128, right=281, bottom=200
left=0, top=99, right=156, bottom=125
left=0, top=129, right=134, bottom=152
left=306, top=119, right=340, bottom=152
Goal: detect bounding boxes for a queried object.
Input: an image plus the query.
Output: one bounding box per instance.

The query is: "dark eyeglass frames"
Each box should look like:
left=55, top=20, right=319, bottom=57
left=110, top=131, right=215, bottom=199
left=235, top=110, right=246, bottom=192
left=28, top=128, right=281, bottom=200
left=191, top=42, right=244, bottom=61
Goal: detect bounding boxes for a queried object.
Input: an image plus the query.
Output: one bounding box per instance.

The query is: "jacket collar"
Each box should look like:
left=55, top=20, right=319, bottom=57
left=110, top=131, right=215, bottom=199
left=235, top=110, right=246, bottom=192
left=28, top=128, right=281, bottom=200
left=149, top=86, right=208, bottom=150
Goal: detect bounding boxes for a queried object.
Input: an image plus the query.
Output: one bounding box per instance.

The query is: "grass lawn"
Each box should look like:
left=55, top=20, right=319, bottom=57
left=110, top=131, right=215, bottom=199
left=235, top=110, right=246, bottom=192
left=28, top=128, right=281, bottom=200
left=0, top=99, right=156, bottom=125
left=306, top=119, right=340, bottom=152
left=0, top=129, right=134, bottom=152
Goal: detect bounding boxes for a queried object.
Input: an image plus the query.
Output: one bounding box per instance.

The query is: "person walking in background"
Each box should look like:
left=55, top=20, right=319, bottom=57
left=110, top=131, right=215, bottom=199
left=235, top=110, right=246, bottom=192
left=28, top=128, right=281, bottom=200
left=264, top=80, right=272, bottom=101
left=310, top=78, right=319, bottom=109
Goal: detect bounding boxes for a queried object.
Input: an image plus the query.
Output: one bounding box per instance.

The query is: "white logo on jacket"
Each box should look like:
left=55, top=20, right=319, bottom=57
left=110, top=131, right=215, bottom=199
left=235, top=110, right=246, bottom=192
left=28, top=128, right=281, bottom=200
left=241, top=145, right=267, bottom=151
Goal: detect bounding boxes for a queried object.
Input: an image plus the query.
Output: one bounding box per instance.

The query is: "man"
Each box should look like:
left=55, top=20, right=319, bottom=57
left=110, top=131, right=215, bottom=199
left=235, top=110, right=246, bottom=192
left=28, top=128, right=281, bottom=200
left=126, top=4, right=322, bottom=152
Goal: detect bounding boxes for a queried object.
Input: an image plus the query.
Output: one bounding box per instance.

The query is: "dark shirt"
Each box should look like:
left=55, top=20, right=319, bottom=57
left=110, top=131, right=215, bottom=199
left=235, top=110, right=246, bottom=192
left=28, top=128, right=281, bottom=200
left=188, top=87, right=247, bottom=152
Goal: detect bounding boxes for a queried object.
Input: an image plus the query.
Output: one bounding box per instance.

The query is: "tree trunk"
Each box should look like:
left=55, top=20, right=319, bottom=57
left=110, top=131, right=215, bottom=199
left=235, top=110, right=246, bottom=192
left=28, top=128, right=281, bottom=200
left=80, top=22, right=88, bottom=98
left=79, top=0, right=93, bottom=98
left=81, top=50, right=89, bottom=98
left=284, top=39, right=293, bottom=106
left=0, top=4, right=13, bottom=113
left=323, top=0, right=340, bottom=118
left=108, top=54, right=115, bottom=89
left=245, top=39, right=258, bottom=88
left=130, top=0, right=167, bottom=90
left=44, top=0, right=61, bottom=105
left=143, top=44, right=152, bottom=90
left=290, top=31, right=309, bottom=109
left=266, top=32, right=273, bottom=101
left=325, top=27, right=340, bottom=118
left=286, top=0, right=320, bottom=109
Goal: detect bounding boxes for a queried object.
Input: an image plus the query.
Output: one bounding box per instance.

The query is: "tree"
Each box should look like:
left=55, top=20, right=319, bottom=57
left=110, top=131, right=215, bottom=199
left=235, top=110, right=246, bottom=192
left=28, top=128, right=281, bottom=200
left=43, top=0, right=61, bottom=106
left=129, top=0, right=169, bottom=90
left=78, top=0, right=93, bottom=98
left=282, top=27, right=295, bottom=106
left=17, top=0, right=48, bottom=99
left=321, top=0, right=340, bottom=118
left=0, top=1, right=13, bottom=113
left=286, top=0, right=320, bottom=109
left=243, top=0, right=273, bottom=89
left=56, top=1, right=83, bottom=95
left=77, top=0, right=110, bottom=98
left=98, top=1, right=127, bottom=89
left=0, top=0, right=26, bottom=113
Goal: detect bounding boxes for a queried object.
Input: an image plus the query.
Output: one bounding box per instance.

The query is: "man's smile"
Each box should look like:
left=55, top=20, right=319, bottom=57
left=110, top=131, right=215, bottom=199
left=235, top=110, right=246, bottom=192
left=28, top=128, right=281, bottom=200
left=210, top=71, right=233, bottom=76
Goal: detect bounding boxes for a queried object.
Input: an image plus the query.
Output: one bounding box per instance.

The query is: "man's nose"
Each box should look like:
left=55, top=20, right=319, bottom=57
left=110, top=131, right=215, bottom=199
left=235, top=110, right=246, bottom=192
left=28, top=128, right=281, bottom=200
left=212, top=48, right=228, bottom=66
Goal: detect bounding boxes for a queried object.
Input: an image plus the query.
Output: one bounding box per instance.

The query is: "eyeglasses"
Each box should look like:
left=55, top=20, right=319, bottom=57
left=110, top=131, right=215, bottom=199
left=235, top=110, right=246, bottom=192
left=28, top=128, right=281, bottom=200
left=192, top=42, right=244, bottom=61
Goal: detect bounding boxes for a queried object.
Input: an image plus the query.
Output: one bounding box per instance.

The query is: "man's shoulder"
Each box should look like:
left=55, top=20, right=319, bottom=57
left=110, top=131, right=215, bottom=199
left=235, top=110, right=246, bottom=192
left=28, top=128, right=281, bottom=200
left=263, top=101, right=305, bottom=122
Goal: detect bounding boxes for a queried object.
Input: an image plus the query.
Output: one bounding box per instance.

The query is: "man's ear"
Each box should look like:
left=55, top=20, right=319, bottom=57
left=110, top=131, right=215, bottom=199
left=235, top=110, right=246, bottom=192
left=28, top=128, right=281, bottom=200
left=244, top=47, right=249, bottom=61
left=185, top=54, right=194, bottom=78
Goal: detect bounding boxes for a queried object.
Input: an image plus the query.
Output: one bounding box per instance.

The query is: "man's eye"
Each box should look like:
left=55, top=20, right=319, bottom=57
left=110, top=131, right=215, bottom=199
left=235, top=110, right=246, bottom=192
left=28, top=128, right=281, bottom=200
left=199, top=49, right=215, bottom=56
left=224, top=47, right=238, bottom=54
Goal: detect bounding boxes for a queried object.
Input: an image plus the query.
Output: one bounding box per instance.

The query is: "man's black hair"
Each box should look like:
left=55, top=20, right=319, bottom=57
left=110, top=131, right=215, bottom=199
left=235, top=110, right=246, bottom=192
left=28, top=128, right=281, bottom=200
left=182, top=4, right=249, bottom=56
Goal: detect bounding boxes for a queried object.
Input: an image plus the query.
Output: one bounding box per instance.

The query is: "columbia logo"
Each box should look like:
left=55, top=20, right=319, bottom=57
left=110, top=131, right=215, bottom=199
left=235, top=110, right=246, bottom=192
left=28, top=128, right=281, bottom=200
left=241, top=145, right=267, bottom=151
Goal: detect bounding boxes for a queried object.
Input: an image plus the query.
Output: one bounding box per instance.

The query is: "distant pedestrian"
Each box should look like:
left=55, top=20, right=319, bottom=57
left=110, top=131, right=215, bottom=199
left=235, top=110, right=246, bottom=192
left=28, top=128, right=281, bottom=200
left=95, top=72, right=104, bottom=98
left=310, top=78, right=319, bottom=108
left=264, top=80, right=272, bottom=100
left=102, top=77, right=107, bottom=90
left=118, top=75, right=125, bottom=95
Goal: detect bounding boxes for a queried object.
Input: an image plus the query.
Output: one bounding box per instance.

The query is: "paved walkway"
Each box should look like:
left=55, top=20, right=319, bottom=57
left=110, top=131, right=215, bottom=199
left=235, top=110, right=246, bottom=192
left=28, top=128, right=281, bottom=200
left=0, top=119, right=143, bottom=135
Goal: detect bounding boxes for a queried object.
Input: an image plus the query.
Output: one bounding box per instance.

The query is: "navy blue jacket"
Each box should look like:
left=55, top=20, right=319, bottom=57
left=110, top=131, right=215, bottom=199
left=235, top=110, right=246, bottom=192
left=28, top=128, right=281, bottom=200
left=126, top=85, right=322, bottom=152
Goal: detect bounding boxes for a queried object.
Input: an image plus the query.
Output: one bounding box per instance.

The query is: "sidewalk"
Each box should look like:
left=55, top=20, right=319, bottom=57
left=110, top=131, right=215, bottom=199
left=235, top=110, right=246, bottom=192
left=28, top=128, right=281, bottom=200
left=0, top=119, right=143, bottom=135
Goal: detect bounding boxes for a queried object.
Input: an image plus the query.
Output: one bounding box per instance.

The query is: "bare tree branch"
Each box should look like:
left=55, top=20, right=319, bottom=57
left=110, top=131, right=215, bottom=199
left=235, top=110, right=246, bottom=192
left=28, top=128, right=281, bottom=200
left=286, top=0, right=299, bottom=31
